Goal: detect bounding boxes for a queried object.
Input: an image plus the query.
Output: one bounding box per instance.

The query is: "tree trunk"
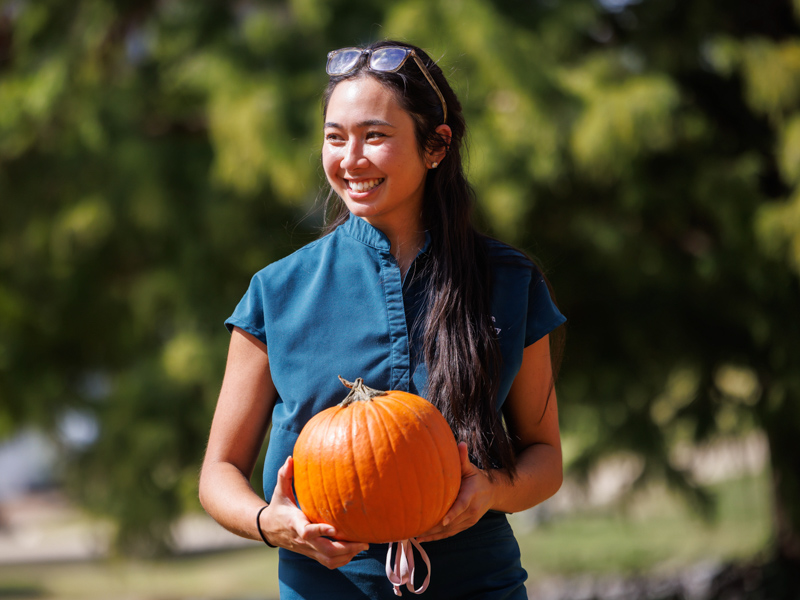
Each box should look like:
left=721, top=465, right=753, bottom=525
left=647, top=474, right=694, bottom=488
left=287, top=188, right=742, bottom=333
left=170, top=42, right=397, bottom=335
left=766, top=410, right=800, bottom=565
left=708, top=384, right=800, bottom=599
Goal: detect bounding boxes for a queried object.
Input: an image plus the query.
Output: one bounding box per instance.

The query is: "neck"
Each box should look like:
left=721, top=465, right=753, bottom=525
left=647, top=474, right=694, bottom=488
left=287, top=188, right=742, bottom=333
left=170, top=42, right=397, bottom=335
left=380, top=223, right=423, bottom=277
left=392, top=234, right=425, bottom=278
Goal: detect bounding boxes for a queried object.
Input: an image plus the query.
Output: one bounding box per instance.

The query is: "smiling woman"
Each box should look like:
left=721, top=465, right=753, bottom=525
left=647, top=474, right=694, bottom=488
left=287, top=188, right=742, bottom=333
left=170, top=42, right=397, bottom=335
left=199, top=40, right=566, bottom=600
left=322, top=76, right=444, bottom=274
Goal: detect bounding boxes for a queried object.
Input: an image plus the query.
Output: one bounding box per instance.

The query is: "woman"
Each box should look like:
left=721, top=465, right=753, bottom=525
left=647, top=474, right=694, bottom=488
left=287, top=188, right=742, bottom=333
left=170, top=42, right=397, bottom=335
left=199, top=40, right=566, bottom=599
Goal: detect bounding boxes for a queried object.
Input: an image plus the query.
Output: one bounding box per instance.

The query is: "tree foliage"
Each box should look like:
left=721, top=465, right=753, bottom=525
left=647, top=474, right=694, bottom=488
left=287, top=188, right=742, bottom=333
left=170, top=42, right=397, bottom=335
left=1, top=0, right=799, bottom=570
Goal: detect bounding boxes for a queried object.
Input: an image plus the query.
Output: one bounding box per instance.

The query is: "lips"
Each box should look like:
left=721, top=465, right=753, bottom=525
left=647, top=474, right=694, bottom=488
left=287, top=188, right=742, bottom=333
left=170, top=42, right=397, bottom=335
left=346, top=178, right=385, bottom=193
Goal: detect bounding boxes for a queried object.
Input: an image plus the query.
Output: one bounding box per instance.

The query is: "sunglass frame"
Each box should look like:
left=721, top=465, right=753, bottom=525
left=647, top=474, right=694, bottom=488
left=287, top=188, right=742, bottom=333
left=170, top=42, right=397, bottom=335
left=326, top=46, right=448, bottom=124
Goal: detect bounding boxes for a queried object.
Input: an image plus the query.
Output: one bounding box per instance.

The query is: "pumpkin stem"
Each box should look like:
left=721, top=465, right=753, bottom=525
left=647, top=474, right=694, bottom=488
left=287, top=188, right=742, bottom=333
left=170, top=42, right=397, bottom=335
left=338, top=376, right=387, bottom=406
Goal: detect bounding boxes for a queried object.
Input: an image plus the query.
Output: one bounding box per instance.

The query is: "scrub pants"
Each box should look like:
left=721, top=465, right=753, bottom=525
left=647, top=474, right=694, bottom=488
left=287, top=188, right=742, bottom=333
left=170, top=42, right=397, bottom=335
left=278, top=511, right=528, bottom=599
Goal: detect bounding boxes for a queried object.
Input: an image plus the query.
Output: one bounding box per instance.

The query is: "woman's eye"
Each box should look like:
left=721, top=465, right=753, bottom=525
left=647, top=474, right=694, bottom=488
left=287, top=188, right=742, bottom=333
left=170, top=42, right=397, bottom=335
left=366, top=131, right=386, bottom=140
left=325, top=132, right=343, bottom=142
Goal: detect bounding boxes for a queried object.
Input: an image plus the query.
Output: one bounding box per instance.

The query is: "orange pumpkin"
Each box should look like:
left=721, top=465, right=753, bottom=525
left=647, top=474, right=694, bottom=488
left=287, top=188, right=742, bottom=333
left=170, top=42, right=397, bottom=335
left=292, top=377, right=461, bottom=544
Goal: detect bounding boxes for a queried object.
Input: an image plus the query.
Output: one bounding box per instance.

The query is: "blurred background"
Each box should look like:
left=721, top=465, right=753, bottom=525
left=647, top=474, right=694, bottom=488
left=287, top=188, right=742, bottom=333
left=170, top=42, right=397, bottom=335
left=1, top=0, right=799, bottom=598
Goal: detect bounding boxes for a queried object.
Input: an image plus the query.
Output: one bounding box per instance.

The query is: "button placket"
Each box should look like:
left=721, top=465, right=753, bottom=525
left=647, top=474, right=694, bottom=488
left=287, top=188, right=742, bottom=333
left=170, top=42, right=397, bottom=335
left=380, top=250, right=411, bottom=391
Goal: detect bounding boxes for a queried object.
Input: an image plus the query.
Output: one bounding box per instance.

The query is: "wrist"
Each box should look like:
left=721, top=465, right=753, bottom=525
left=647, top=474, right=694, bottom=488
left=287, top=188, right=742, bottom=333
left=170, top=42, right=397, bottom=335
left=484, top=468, right=511, bottom=512
left=256, top=504, right=277, bottom=548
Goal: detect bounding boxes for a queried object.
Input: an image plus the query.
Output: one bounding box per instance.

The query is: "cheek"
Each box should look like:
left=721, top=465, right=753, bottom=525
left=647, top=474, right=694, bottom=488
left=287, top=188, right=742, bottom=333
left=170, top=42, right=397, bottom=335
left=367, top=145, right=405, bottom=173
left=322, top=149, right=340, bottom=182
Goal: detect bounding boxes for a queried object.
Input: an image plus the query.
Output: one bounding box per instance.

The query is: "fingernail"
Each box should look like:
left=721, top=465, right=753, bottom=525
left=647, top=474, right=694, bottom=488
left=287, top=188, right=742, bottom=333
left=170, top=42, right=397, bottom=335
left=442, top=517, right=450, bottom=527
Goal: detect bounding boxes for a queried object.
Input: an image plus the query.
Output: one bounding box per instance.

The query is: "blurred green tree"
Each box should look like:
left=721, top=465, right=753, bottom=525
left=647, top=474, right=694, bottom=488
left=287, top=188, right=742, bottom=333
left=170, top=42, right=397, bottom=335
left=479, top=0, right=800, bottom=580
left=0, top=0, right=321, bottom=554
left=1, top=2, right=799, bottom=588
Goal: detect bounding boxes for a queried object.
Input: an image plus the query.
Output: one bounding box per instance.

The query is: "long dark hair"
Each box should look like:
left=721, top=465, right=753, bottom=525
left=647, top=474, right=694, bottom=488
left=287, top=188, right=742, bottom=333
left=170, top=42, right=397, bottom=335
left=321, top=40, right=529, bottom=478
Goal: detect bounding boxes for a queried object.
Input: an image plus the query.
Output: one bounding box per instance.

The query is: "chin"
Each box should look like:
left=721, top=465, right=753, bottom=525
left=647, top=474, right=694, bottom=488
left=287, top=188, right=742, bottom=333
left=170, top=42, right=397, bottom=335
left=341, top=199, right=379, bottom=217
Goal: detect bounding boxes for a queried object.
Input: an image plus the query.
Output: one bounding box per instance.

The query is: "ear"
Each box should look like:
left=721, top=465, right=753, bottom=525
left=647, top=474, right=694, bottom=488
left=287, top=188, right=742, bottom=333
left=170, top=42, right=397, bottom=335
left=426, top=124, right=452, bottom=168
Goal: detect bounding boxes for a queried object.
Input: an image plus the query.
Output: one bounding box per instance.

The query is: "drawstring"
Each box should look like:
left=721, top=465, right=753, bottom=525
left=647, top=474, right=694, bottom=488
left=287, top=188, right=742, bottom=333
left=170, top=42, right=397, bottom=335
left=385, top=538, right=431, bottom=596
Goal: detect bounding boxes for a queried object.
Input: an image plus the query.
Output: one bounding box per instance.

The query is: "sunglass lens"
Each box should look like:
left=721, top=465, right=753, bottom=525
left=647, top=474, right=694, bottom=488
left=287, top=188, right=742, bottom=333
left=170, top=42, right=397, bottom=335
left=327, top=49, right=362, bottom=75
left=370, top=47, right=409, bottom=72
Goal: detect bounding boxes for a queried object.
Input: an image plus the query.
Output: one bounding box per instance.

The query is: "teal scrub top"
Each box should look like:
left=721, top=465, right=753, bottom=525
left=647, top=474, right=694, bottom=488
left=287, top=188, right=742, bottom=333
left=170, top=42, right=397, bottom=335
left=225, top=214, right=566, bottom=502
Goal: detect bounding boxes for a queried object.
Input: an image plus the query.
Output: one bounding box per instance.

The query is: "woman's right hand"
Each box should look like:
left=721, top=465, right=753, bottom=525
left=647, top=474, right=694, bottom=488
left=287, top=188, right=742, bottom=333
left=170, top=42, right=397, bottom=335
left=259, top=456, right=369, bottom=569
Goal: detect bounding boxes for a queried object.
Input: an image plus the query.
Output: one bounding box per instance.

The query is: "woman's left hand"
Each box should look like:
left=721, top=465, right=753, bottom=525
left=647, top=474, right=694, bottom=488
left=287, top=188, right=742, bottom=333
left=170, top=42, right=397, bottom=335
left=415, top=442, right=496, bottom=542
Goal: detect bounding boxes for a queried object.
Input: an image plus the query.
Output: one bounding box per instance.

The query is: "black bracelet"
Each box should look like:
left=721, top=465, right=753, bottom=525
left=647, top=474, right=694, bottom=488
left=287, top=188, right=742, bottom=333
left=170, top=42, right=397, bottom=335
left=256, top=505, right=277, bottom=548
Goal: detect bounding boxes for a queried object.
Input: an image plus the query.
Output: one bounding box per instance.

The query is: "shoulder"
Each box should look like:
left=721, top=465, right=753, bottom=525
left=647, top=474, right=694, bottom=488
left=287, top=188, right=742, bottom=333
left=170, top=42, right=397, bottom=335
left=482, top=236, right=541, bottom=277
left=251, top=230, right=341, bottom=285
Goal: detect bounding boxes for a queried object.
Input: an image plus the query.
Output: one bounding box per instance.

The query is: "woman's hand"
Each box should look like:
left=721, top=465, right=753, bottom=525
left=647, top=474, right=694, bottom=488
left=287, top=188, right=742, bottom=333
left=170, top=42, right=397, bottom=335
left=260, top=456, right=369, bottom=569
left=416, top=442, right=498, bottom=543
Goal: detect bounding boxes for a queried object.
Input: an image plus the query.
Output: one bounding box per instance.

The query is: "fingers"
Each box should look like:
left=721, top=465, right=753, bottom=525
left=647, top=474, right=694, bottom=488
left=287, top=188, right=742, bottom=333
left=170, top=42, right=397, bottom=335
left=277, top=455, right=293, bottom=483
left=263, top=502, right=368, bottom=567
left=458, top=441, right=471, bottom=475
left=301, top=521, right=336, bottom=538
left=417, top=504, right=476, bottom=542
left=310, top=542, right=369, bottom=569
left=442, top=443, right=477, bottom=526
left=273, top=456, right=297, bottom=505
left=268, top=455, right=368, bottom=568
left=298, top=523, right=368, bottom=569
left=416, top=445, right=492, bottom=542
left=442, top=493, right=469, bottom=527
left=311, top=532, right=369, bottom=555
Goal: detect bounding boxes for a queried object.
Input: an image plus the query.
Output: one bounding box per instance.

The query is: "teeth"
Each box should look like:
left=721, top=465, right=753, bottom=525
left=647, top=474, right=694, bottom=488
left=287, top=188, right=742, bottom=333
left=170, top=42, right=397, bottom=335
left=349, top=178, right=384, bottom=193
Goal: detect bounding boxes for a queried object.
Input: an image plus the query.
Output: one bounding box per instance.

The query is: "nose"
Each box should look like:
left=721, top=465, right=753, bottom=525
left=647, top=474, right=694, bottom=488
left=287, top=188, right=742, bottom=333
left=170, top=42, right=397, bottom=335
left=341, top=140, right=368, bottom=171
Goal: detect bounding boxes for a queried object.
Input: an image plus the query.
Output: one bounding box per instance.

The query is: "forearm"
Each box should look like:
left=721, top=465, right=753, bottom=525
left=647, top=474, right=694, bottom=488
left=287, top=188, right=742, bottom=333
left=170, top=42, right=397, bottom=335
left=199, top=459, right=268, bottom=542
left=489, top=442, right=563, bottom=514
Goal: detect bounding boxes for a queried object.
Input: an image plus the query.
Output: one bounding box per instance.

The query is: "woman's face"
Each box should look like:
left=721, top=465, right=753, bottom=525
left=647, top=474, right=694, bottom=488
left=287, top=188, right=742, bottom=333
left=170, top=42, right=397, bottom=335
left=323, top=76, right=429, bottom=235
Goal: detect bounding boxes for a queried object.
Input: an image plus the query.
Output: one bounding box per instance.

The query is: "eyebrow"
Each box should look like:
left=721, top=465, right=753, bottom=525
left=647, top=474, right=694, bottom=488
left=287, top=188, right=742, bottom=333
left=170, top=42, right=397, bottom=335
left=324, top=119, right=396, bottom=129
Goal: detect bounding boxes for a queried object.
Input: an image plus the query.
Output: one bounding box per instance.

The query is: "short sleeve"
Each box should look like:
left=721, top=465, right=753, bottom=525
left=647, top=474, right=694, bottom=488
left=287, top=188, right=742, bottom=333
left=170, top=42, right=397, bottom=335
left=524, top=270, right=566, bottom=346
left=224, top=273, right=268, bottom=345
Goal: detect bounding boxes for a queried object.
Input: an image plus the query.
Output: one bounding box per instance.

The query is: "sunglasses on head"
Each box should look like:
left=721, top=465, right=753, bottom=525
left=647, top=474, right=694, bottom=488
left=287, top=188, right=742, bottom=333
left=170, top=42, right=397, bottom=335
left=326, top=46, right=448, bottom=124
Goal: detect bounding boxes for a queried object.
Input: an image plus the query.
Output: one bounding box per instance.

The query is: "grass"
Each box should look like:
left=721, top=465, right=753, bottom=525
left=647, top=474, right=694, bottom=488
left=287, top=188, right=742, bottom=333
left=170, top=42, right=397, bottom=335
left=0, top=473, right=772, bottom=599
left=513, top=472, right=772, bottom=579
left=0, top=547, right=281, bottom=600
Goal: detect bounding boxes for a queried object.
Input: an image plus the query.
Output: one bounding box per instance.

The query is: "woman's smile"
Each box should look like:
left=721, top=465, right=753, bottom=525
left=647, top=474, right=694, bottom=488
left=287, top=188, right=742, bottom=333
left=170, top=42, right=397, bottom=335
left=345, top=177, right=385, bottom=195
